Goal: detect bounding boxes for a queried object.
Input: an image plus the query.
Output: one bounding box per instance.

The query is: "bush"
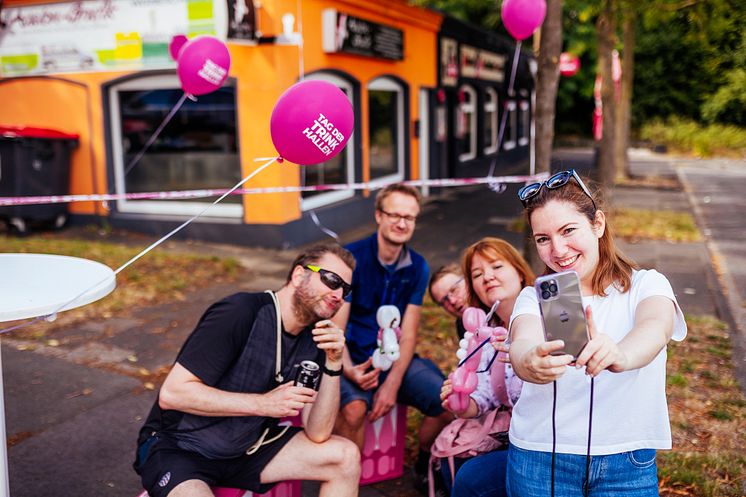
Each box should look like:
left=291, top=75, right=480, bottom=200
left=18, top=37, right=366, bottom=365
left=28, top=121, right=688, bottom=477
left=640, top=117, right=746, bottom=158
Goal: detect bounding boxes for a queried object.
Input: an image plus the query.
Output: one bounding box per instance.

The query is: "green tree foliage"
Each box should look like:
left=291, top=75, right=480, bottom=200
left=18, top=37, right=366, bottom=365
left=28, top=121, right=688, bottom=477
left=701, top=38, right=746, bottom=125
left=409, top=0, right=503, bottom=32
left=410, top=0, right=745, bottom=132
left=634, top=0, right=745, bottom=127
left=556, top=1, right=598, bottom=136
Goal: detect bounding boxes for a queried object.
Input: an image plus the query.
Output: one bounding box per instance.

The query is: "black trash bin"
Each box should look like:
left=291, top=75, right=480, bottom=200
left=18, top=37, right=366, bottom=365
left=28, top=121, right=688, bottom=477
left=0, top=126, right=79, bottom=234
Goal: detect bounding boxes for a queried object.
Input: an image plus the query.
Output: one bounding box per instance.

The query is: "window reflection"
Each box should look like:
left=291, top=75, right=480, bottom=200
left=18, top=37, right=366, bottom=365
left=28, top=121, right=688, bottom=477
left=369, top=89, right=398, bottom=180
left=119, top=87, right=241, bottom=203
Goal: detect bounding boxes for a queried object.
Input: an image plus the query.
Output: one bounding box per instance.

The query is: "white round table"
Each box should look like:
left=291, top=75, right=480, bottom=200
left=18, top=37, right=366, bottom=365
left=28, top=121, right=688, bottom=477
left=0, top=253, right=115, bottom=321
left=0, top=253, right=116, bottom=497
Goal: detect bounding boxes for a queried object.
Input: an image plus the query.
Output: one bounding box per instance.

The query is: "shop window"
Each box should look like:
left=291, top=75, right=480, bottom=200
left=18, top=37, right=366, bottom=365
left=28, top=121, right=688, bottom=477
left=301, top=73, right=356, bottom=211
left=457, top=85, right=477, bottom=162
left=368, top=77, right=404, bottom=183
left=109, top=74, right=241, bottom=217
left=503, top=100, right=517, bottom=151
left=518, top=100, right=530, bottom=147
left=483, top=88, right=498, bottom=155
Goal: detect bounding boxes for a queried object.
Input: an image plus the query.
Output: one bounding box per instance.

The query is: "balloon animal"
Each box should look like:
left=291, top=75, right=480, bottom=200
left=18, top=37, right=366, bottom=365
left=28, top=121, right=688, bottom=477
left=447, top=306, right=505, bottom=413
left=371, top=305, right=401, bottom=371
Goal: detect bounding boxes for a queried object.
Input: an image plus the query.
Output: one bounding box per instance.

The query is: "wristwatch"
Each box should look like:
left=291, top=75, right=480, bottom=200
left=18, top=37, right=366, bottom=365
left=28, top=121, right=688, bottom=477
left=323, top=365, right=343, bottom=377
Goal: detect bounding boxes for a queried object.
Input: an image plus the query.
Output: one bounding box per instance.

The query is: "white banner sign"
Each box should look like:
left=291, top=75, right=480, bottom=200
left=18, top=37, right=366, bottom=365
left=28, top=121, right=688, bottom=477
left=0, top=0, right=228, bottom=77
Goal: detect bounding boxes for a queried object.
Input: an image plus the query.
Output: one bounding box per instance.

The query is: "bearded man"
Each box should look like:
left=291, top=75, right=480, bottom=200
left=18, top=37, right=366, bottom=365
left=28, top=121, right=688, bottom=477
left=134, top=244, right=360, bottom=497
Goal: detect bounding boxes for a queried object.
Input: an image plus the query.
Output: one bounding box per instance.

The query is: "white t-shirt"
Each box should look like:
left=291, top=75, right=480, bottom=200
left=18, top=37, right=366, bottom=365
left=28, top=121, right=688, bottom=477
left=508, top=269, right=687, bottom=455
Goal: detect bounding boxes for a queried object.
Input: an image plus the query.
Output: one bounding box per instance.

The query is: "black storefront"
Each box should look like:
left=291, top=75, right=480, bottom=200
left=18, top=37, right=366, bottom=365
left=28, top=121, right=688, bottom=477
left=428, top=16, right=535, bottom=183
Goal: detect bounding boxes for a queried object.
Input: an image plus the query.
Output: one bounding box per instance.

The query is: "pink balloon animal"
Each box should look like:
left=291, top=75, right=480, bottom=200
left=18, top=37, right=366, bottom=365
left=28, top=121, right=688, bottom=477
left=447, top=307, right=487, bottom=413
left=447, top=307, right=507, bottom=413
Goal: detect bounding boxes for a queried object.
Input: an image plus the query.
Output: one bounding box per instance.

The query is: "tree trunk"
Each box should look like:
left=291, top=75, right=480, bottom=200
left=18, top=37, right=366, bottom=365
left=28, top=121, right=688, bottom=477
left=534, top=0, right=562, bottom=175
left=614, top=8, right=635, bottom=180
left=596, top=0, right=617, bottom=188
left=525, top=0, right=562, bottom=274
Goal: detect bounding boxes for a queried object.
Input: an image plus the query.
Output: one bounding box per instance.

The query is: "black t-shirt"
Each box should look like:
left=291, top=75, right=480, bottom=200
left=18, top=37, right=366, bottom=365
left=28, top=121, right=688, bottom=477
left=138, top=292, right=324, bottom=459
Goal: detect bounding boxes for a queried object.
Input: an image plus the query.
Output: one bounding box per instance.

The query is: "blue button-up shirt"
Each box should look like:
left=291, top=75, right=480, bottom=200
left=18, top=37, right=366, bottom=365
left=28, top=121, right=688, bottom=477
left=344, top=233, right=429, bottom=364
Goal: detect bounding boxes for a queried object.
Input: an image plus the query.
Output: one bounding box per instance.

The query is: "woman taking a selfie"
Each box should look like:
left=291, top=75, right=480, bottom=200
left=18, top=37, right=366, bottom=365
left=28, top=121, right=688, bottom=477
left=436, top=238, right=534, bottom=496
left=506, top=170, right=687, bottom=496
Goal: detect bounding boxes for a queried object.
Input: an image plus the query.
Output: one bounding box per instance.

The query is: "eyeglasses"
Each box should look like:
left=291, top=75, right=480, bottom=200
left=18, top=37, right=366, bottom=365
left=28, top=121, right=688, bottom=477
left=518, top=169, right=597, bottom=211
left=304, top=265, right=352, bottom=298
left=437, top=277, right=464, bottom=308
left=378, top=208, right=418, bottom=224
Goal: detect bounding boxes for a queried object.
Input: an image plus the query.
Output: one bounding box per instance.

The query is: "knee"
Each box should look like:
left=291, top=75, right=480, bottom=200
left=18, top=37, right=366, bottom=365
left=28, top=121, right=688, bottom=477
left=329, top=436, right=361, bottom=479
left=340, top=401, right=367, bottom=428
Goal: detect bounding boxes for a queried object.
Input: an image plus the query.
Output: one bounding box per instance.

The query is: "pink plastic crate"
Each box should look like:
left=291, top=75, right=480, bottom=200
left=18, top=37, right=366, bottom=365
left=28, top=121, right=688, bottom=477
left=360, top=404, right=408, bottom=485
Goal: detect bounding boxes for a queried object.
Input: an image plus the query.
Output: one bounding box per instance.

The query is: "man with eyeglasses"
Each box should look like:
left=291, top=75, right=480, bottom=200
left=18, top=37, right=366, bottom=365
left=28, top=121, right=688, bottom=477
left=133, top=244, right=362, bottom=497
left=332, top=184, right=452, bottom=492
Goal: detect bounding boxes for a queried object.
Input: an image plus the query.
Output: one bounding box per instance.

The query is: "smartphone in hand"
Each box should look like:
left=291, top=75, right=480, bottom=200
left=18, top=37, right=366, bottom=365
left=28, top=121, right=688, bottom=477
left=535, top=271, right=589, bottom=360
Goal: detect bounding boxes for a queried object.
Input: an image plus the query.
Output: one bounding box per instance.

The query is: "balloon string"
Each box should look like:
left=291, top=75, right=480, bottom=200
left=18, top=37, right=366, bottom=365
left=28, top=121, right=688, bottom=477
left=0, top=157, right=278, bottom=336
left=496, top=41, right=523, bottom=151
left=507, top=41, right=522, bottom=97
left=124, top=92, right=190, bottom=176
left=0, top=316, right=45, bottom=335
left=309, top=210, right=340, bottom=242
left=114, top=157, right=277, bottom=275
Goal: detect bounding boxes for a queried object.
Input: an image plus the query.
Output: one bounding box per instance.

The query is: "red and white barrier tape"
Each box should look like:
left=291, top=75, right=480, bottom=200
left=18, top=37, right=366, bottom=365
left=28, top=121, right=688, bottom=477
left=0, top=173, right=548, bottom=207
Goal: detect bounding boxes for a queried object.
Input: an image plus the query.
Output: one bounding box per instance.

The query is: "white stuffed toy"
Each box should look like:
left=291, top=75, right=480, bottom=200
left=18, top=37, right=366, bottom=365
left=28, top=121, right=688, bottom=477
left=371, top=305, right=401, bottom=371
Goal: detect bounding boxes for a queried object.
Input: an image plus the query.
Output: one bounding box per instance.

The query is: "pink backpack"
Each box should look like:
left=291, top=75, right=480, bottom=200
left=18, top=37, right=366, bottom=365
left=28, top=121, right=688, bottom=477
left=428, top=359, right=512, bottom=496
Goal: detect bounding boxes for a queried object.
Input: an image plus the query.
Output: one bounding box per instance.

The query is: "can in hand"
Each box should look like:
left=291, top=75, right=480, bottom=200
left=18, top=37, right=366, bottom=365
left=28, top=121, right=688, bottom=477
left=294, top=360, right=320, bottom=390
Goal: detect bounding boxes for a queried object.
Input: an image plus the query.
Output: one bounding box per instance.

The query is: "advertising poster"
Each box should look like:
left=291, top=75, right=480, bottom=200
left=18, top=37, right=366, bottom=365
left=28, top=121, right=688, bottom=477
left=0, top=0, right=229, bottom=77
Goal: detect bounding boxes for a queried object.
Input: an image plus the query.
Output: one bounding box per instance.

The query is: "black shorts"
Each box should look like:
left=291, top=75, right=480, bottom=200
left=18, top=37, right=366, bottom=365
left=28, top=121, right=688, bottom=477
left=136, top=426, right=302, bottom=497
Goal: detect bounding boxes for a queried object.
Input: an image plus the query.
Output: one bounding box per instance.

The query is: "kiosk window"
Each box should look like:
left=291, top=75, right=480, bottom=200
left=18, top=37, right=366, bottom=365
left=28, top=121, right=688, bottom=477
left=109, top=74, right=241, bottom=218
left=368, top=77, right=404, bottom=183
left=457, top=85, right=477, bottom=162
left=519, top=100, right=530, bottom=147
left=484, top=88, right=498, bottom=155
left=503, top=100, right=517, bottom=151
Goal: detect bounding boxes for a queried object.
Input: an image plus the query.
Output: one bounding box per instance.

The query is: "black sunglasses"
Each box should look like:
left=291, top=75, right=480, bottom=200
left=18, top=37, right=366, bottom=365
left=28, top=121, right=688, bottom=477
left=518, top=169, right=597, bottom=211
left=304, top=265, right=352, bottom=298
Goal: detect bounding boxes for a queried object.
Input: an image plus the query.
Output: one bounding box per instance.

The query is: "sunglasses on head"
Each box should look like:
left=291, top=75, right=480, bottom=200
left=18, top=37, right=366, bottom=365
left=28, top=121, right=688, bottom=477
left=518, top=169, right=597, bottom=211
left=304, top=265, right=352, bottom=298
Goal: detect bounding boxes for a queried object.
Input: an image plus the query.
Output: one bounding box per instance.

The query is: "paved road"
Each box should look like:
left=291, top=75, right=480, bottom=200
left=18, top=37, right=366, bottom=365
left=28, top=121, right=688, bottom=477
left=675, top=158, right=746, bottom=389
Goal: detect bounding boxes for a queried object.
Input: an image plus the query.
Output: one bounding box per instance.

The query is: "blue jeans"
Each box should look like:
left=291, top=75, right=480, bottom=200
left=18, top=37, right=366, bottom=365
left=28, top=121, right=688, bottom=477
left=506, top=444, right=659, bottom=497
left=444, top=450, right=508, bottom=497
left=340, top=355, right=445, bottom=416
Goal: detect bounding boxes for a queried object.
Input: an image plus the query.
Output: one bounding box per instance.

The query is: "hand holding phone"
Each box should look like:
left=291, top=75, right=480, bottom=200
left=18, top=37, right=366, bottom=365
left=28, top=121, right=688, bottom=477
left=535, top=271, right=589, bottom=360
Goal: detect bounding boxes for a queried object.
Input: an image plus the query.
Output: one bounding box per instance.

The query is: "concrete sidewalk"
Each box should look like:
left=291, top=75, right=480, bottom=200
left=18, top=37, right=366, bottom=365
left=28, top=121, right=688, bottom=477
left=3, top=147, right=743, bottom=497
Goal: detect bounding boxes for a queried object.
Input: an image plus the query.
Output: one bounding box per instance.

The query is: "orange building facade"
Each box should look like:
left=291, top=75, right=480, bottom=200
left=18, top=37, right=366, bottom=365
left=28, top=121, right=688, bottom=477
left=0, top=0, right=531, bottom=246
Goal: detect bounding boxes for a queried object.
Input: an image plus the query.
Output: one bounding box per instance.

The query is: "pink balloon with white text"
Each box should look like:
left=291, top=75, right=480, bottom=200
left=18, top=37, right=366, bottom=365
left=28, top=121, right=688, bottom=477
left=177, top=36, right=231, bottom=96
left=270, top=80, right=354, bottom=165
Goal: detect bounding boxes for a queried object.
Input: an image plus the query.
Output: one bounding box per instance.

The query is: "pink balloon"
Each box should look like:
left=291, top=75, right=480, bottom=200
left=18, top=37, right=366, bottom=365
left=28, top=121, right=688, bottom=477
left=501, top=0, right=547, bottom=41
left=177, top=36, right=231, bottom=96
left=270, top=80, right=354, bottom=165
left=462, top=307, right=487, bottom=332
left=169, top=34, right=188, bottom=61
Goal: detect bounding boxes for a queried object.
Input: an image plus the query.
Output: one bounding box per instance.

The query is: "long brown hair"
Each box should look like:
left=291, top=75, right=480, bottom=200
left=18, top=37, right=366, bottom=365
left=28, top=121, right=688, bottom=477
left=523, top=174, right=638, bottom=295
left=461, top=237, right=536, bottom=312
